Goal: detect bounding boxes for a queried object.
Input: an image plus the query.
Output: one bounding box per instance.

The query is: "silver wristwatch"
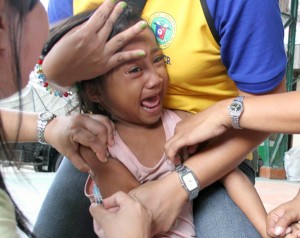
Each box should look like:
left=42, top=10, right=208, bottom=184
left=37, top=111, right=56, bottom=144
left=175, top=164, right=200, bottom=201
left=228, top=96, right=244, bottom=129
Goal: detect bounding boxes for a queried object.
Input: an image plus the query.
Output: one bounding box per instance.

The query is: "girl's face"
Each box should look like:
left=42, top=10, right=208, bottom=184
left=0, top=1, right=49, bottom=99
left=96, top=28, right=168, bottom=127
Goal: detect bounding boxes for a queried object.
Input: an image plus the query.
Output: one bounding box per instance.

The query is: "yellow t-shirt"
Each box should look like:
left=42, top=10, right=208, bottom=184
left=74, top=0, right=253, bottom=160
left=73, top=0, right=252, bottom=160
left=74, top=0, right=238, bottom=114
left=73, top=0, right=102, bottom=14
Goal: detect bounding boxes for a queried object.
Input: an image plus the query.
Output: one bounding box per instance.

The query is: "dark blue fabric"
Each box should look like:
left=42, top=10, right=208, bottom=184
left=206, top=0, right=287, bottom=94
left=47, top=0, right=73, bottom=24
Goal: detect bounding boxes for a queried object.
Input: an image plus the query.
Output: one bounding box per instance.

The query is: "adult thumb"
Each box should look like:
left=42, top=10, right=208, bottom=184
left=274, top=217, right=293, bottom=236
left=89, top=203, right=107, bottom=220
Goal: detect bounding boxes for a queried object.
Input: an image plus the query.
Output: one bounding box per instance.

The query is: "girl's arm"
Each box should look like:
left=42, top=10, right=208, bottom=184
left=220, top=169, right=268, bottom=238
left=80, top=146, right=140, bottom=198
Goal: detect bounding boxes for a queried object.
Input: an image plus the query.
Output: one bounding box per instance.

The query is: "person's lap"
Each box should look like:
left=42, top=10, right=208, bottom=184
left=34, top=159, right=260, bottom=238
left=193, top=160, right=261, bottom=238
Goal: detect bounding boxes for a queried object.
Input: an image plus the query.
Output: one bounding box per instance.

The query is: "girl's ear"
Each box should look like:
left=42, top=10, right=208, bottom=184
left=84, top=82, right=103, bottom=104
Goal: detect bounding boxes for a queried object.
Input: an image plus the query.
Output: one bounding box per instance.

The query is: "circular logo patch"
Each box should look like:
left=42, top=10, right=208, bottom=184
left=148, top=13, right=176, bottom=50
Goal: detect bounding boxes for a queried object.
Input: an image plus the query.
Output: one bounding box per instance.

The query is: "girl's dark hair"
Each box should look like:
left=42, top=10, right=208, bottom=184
left=0, top=1, right=39, bottom=237
left=42, top=4, right=143, bottom=118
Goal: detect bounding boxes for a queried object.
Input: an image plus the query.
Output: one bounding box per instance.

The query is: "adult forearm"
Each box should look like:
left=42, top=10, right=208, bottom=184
left=184, top=129, right=268, bottom=189
left=240, top=92, right=300, bottom=133
left=0, top=109, right=38, bottom=142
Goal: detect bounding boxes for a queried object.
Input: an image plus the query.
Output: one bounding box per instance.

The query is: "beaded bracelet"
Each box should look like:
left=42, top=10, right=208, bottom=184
left=34, top=55, right=77, bottom=98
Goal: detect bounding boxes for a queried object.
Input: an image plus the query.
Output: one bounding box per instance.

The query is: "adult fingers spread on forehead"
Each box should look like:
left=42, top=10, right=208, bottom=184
left=85, top=0, right=118, bottom=33
left=105, top=20, right=147, bottom=51
left=101, top=49, right=145, bottom=73
left=103, top=21, right=147, bottom=67
left=97, top=1, right=128, bottom=37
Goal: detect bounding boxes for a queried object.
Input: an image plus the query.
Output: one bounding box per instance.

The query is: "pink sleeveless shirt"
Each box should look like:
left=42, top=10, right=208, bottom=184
left=85, top=110, right=195, bottom=237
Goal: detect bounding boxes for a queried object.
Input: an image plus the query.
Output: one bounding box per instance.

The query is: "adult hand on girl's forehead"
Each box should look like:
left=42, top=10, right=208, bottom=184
left=42, top=0, right=147, bottom=87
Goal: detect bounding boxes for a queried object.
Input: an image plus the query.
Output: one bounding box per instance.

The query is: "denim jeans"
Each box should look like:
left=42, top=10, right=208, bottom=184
left=34, top=159, right=260, bottom=238
left=193, top=160, right=260, bottom=238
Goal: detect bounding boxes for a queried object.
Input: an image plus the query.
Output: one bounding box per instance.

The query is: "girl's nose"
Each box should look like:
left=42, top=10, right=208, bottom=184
left=146, top=70, right=163, bottom=88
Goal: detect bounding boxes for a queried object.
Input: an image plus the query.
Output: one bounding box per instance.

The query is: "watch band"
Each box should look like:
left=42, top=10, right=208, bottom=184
left=175, top=164, right=200, bottom=201
left=232, top=116, right=241, bottom=129
left=37, top=111, right=56, bottom=144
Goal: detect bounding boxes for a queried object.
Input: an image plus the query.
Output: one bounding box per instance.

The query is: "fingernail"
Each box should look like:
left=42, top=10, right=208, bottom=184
left=136, top=51, right=145, bottom=57
left=285, top=227, right=292, bottom=234
left=275, top=226, right=284, bottom=236
left=95, top=152, right=107, bottom=163
left=104, top=157, right=108, bottom=163
left=120, top=2, right=127, bottom=9
left=140, top=21, right=148, bottom=29
left=102, top=157, right=108, bottom=163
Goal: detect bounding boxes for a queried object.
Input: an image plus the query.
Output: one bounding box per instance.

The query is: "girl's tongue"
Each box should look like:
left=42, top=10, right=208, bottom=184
left=141, top=95, right=160, bottom=109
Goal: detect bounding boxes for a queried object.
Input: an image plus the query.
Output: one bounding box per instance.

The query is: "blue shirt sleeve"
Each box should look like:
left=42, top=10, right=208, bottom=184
left=206, top=0, right=287, bottom=94
left=48, top=0, right=73, bottom=25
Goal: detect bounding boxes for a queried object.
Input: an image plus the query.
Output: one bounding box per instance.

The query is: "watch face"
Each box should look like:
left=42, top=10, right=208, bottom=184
left=182, top=173, right=198, bottom=191
left=229, top=102, right=242, bottom=112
